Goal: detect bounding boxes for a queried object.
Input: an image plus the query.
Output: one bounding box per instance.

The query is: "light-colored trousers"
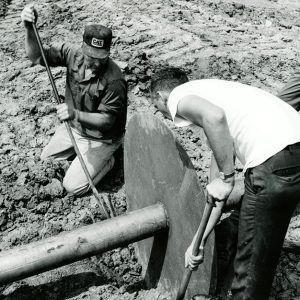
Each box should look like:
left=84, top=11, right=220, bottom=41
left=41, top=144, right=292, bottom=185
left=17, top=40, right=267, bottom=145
left=41, top=124, right=122, bottom=196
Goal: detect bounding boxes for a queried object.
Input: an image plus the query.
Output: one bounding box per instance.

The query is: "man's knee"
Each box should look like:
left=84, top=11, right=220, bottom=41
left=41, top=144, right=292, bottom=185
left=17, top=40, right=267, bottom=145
left=63, top=176, right=89, bottom=196
left=63, top=156, right=115, bottom=196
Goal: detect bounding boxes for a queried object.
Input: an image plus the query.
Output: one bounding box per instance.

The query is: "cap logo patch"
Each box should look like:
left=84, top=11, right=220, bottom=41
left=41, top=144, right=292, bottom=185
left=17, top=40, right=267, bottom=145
left=91, top=38, right=104, bottom=48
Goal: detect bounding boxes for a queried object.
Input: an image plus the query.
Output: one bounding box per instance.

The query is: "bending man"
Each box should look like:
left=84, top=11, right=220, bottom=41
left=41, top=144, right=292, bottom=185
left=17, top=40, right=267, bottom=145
left=150, top=67, right=300, bottom=300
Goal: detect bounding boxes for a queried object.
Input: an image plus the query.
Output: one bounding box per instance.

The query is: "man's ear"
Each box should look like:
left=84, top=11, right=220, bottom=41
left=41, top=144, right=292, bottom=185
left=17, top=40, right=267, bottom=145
left=157, top=91, right=163, bottom=102
left=157, top=91, right=169, bottom=104
left=156, top=91, right=172, bottom=119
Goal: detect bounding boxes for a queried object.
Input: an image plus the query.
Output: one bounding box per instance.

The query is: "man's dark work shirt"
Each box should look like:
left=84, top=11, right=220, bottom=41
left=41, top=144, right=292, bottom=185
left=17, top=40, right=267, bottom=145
left=40, top=43, right=127, bottom=141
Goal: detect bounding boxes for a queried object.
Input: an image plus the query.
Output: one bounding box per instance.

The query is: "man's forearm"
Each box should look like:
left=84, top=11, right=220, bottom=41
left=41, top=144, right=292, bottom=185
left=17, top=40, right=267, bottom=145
left=199, top=156, right=226, bottom=245
left=25, top=27, right=41, bottom=64
left=76, top=110, right=116, bottom=131
left=202, top=200, right=224, bottom=245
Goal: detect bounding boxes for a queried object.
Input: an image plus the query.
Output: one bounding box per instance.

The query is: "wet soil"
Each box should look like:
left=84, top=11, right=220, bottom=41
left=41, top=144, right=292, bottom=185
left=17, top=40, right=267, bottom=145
left=1, top=0, right=300, bottom=299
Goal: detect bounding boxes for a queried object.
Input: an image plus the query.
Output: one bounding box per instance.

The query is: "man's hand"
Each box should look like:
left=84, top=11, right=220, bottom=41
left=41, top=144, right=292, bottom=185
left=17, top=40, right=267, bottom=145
left=185, top=244, right=204, bottom=270
left=206, top=177, right=234, bottom=202
left=56, top=104, right=75, bottom=122
left=21, top=4, right=38, bottom=28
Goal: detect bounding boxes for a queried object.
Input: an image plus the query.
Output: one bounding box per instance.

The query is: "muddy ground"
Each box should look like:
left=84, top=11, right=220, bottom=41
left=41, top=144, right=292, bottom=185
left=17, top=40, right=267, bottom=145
left=1, top=0, right=300, bottom=299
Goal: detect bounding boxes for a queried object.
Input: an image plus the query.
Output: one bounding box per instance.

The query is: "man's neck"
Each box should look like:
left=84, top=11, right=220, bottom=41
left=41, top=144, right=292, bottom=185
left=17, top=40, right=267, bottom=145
left=84, top=68, right=94, bottom=79
left=82, top=59, right=109, bottom=80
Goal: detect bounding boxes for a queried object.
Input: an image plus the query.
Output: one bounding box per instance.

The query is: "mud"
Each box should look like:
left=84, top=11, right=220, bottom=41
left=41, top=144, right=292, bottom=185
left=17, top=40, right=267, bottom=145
left=1, top=0, right=300, bottom=299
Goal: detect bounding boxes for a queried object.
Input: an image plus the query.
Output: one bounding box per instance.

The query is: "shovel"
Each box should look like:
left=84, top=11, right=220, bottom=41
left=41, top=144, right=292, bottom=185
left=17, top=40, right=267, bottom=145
left=176, top=198, right=215, bottom=300
left=32, top=22, right=115, bottom=219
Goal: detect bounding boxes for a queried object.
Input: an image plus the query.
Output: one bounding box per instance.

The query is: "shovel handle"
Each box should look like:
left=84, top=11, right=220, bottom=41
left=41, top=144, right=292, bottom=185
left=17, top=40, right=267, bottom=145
left=32, top=23, right=114, bottom=219
left=32, top=23, right=62, bottom=105
left=176, top=199, right=215, bottom=300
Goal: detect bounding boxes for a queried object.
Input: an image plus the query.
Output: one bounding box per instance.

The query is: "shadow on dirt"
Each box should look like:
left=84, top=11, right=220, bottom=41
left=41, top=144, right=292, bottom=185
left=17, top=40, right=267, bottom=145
left=97, top=145, right=125, bottom=192
left=0, top=272, right=105, bottom=300
left=1, top=273, right=146, bottom=300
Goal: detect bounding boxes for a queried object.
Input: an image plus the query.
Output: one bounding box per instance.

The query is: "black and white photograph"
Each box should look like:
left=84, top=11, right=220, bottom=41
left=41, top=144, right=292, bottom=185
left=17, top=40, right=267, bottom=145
left=0, top=0, right=300, bottom=299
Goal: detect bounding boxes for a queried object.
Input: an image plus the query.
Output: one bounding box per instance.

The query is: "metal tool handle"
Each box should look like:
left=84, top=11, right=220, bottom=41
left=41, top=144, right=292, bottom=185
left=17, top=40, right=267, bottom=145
left=176, top=199, right=215, bottom=300
left=32, top=22, right=115, bottom=219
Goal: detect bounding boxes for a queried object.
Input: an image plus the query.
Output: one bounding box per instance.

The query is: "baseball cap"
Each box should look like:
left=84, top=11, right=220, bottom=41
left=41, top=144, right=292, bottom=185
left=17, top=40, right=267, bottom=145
left=82, top=24, right=112, bottom=59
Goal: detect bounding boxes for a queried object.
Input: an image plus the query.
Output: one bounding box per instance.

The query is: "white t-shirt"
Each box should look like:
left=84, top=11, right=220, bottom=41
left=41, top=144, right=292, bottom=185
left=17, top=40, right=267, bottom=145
left=168, top=79, right=300, bottom=170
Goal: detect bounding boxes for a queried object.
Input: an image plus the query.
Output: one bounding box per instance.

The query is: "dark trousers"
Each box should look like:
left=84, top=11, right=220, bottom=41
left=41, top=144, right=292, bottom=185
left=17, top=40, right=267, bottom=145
left=230, top=142, right=300, bottom=300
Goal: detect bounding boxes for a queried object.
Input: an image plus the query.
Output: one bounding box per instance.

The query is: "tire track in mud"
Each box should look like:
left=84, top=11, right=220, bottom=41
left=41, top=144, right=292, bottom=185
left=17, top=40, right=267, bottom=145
left=95, top=0, right=300, bottom=94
